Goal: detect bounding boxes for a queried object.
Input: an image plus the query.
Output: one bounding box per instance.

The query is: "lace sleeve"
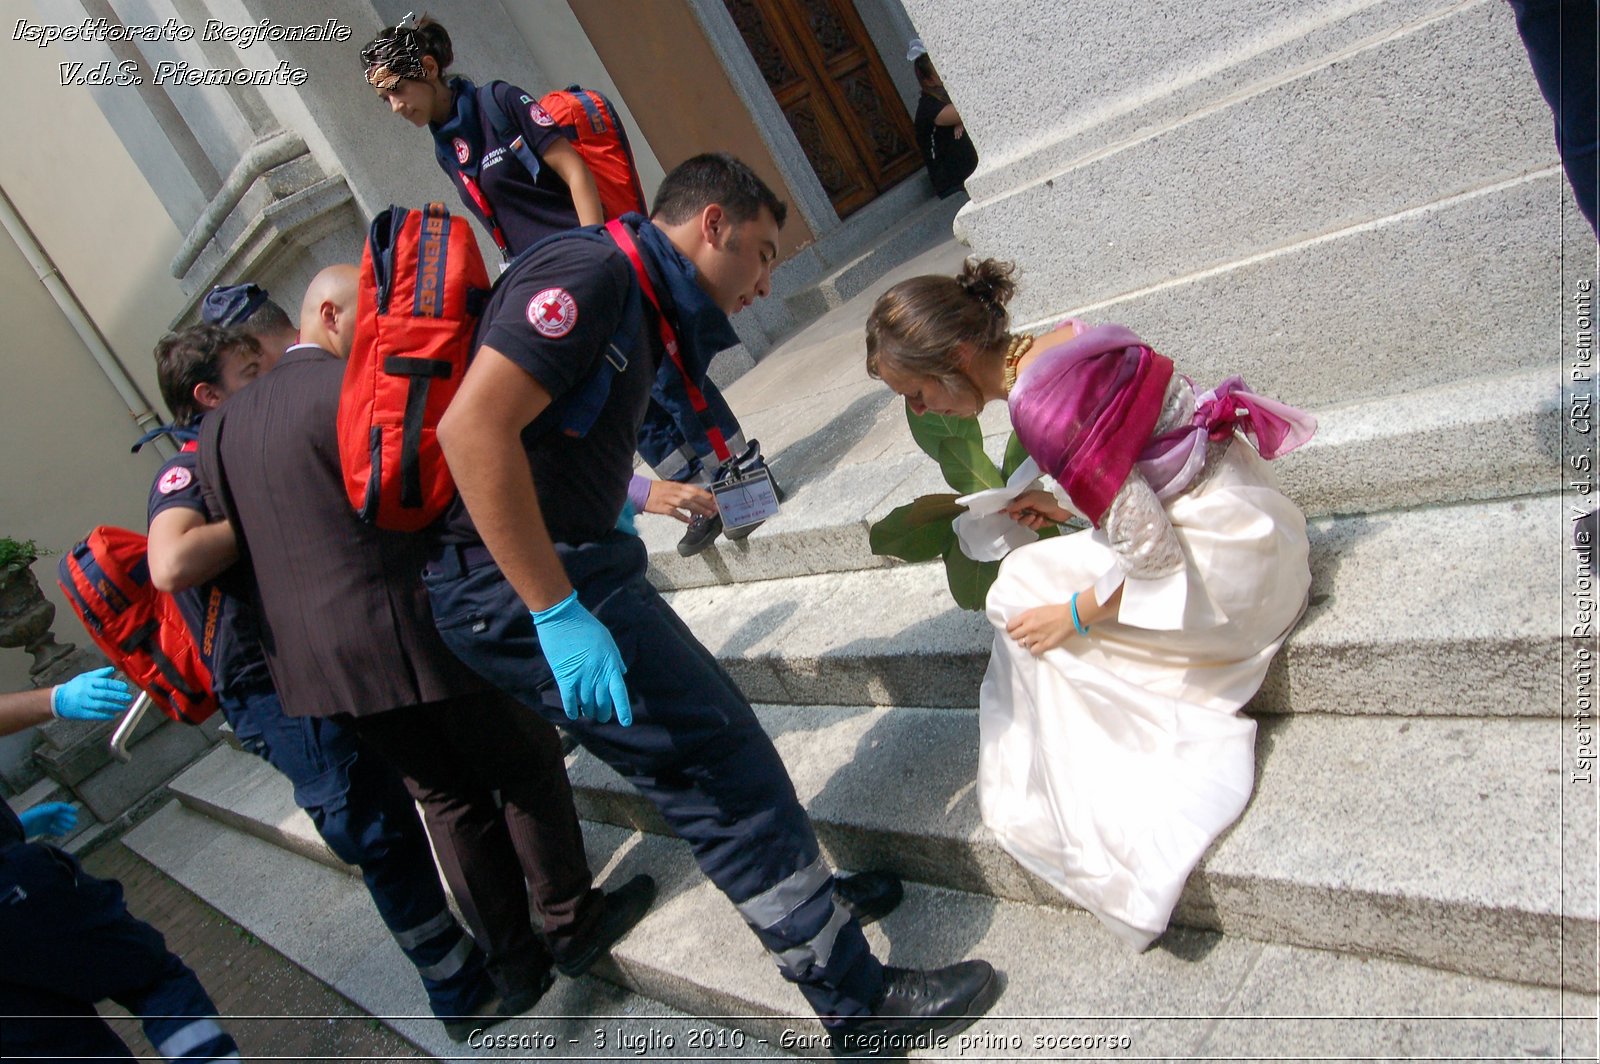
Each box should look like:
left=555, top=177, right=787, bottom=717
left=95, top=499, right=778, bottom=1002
left=1103, top=470, right=1184, bottom=579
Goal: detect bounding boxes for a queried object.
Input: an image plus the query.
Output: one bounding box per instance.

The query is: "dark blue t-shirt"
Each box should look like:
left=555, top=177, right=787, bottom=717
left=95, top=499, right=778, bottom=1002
left=440, top=233, right=656, bottom=547
left=437, top=80, right=581, bottom=257
left=146, top=447, right=271, bottom=700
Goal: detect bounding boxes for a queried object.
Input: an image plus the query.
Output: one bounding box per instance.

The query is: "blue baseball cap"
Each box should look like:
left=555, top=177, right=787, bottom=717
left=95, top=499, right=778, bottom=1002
left=201, top=283, right=269, bottom=327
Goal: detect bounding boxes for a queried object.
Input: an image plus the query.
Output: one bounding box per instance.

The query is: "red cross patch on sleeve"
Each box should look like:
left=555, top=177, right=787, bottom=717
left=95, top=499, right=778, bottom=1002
left=157, top=466, right=193, bottom=494
left=527, top=287, right=578, bottom=339
left=528, top=102, right=555, bottom=127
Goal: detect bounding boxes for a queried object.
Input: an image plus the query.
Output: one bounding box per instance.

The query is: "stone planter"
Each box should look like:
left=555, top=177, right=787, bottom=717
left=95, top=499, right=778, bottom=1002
left=0, top=561, right=75, bottom=682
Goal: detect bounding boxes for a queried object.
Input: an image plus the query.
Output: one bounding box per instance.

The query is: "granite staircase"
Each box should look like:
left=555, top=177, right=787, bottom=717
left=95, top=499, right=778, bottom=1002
left=118, top=1, right=1597, bottom=1051
left=122, top=238, right=1594, bottom=1061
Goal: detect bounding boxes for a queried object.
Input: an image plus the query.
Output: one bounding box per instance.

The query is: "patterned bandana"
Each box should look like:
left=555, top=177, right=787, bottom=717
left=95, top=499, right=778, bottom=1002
left=361, top=14, right=425, bottom=89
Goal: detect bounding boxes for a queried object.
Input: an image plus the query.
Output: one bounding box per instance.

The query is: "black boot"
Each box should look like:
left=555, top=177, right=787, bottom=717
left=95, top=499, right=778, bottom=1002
left=828, top=960, right=1002, bottom=1057
left=440, top=967, right=554, bottom=1042
left=833, top=871, right=904, bottom=926
left=551, top=873, right=657, bottom=977
left=677, top=511, right=723, bottom=556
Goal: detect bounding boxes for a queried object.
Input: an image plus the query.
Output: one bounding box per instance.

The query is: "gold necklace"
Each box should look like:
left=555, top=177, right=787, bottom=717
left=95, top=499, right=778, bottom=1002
left=1001, top=333, right=1035, bottom=395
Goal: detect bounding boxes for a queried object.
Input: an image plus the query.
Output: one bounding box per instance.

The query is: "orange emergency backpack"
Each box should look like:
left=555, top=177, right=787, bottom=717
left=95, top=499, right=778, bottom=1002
left=536, top=86, right=648, bottom=221
left=339, top=203, right=491, bottom=532
left=56, top=526, right=218, bottom=725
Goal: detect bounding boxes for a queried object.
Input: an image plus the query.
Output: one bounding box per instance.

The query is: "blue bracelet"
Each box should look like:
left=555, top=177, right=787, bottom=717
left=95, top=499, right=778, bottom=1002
left=1070, top=592, right=1090, bottom=635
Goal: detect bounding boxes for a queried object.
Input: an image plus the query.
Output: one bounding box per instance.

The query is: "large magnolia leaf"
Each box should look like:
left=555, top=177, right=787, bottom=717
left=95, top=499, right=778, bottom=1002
left=943, top=539, right=1000, bottom=611
left=935, top=435, right=1004, bottom=495
left=906, top=402, right=984, bottom=464
left=868, top=494, right=962, bottom=562
left=1001, top=432, right=1030, bottom=479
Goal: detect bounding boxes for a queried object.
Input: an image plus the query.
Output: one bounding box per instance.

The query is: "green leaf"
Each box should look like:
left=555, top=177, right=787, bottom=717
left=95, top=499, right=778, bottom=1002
left=868, top=495, right=961, bottom=562
left=905, top=401, right=983, bottom=464
left=903, top=493, right=966, bottom=524
left=935, top=435, right=1004, bottom=495
left=943, top=540, right=1000, bottom=611
left=1001, top=432, right=1031, bottom=479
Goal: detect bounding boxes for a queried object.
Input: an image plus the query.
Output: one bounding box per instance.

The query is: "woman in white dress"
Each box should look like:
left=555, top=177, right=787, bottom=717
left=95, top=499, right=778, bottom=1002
left=866, top=259, right=1316, bottom=948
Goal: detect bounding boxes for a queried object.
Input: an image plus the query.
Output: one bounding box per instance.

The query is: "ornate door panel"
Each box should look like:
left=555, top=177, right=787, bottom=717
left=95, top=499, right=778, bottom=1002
left=724, top=0, right=920, bottom=217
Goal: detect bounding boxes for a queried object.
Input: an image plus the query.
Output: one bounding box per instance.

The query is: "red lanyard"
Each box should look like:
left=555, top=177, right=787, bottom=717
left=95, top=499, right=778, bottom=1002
left=458, top=172, right=510, bottom=259
left=604, top=219, right=731, bottom=463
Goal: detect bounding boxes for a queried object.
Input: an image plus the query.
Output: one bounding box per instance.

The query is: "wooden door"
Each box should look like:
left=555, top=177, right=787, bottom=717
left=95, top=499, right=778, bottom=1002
left=723, top=0, right=921, bottom=217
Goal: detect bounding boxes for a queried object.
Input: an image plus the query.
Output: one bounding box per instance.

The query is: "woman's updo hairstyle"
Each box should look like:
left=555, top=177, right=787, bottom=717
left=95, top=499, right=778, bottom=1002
left=865, top=258, right=1017, bottom=408
left=362, top=14, right=453, bottom=88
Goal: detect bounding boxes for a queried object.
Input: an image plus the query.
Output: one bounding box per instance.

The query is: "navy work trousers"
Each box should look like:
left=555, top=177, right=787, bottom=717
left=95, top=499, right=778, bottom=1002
left=0, top=835, right=240, bottom=1062
left=1511, top=0, right=1599, bottom=232
left=221, top=687, right=487, bottom=1017
left=424, top=533, right=885, bottom=1026
left=637, top=374, right=744, bottom=484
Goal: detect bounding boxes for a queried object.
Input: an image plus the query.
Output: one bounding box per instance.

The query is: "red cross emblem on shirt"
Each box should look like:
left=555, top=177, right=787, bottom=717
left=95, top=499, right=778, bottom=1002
left=157, top=466, right=193, bottom=495
left=527, top=287, right=577, bottom=338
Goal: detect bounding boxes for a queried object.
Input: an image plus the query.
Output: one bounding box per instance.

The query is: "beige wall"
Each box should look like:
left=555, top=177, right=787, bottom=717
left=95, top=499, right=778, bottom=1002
left=0, top=37, right=187, bottom=695
left=569, top=0, right=817, bottom=259
left=499, top=0, right=667, bottom=199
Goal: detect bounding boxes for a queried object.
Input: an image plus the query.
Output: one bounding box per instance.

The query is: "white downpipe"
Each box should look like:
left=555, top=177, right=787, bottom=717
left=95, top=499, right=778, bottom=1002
left=0, top=183, right=168, bottom=456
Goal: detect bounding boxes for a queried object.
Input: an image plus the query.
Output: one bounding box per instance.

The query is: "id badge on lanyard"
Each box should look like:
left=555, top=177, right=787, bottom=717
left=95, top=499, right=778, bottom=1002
left=712, top=465, right=781, bottom=531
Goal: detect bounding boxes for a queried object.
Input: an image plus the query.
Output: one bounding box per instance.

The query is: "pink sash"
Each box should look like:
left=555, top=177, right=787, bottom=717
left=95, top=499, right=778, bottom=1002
left=1009, top=324, right=1173, bottom=527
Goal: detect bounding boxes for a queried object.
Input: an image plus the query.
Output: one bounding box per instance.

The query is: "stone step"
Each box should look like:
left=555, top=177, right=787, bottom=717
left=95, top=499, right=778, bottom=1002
left=167, top=744, right=350, bottom=877
left=781, top=193, right=967, bottom=324
left=658, top=494, right=1563, bottom=719
left=126, top=799, right=1592, bottom=1058
left=33, top=709, right=165, bottom=787
left=566, top=704, right=1595, bottom=993
left=167, top=702, right=1595, bottom=994
left=643, top=367, right=1564, bottom=592
left=120, top=801, right=787, bottom=1062
left=954, top=0, right=1568, bottom=409
left=736, top=177, right=948, bottom=357
left=36, top=713, right=221, bottom=822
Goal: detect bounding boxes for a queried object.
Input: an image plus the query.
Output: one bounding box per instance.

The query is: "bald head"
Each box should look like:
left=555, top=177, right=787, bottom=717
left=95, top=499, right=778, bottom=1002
left=298, top=264, right=361, bottom=357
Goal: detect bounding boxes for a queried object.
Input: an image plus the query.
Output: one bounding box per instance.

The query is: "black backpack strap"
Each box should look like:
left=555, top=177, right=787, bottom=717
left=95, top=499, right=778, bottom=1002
left=495, top=226, right=637, bottom=441
left=120, top=619, right=208, bottom=704
left=130, top=422, right=200, bottom=454
left=481, top=81, right=543, bottom=183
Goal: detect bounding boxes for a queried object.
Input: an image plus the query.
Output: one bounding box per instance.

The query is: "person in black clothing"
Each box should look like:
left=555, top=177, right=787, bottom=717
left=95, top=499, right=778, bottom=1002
left=364, top=16, right=603, bottom=248
left=361, top=15, right=769, bottom=557
left=0, top=683, right=241, bottom=1064
left=145, top=322, right=502, bottom=1040
left=912, top=49, right=979, bottom=199
left=424, top=152, right=1000, bottom=1056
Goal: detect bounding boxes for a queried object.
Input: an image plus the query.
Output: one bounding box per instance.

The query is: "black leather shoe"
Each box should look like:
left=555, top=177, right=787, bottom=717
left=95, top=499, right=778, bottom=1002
left=440, top=968, right=554, bottom=1043
left=677, top=512, right=722, bottom=556
left=834, top=871, right=903, bottom=927
left=828, top=961, right=1001, bottom=1057
left=553, top=873, right=657, bottom=977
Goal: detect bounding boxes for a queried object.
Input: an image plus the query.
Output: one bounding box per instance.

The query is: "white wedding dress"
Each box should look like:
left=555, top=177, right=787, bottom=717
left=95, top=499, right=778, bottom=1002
left=971, top=432, right=1310, bottom=949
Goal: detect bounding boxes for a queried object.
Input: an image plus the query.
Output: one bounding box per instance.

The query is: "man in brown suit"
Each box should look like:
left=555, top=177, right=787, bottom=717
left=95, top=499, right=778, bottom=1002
left=196, top=265, right=653, bottom=1033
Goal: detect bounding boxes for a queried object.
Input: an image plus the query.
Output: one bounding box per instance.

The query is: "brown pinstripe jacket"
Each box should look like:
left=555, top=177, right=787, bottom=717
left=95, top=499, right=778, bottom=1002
left=198, top=345, right=487, bottom=718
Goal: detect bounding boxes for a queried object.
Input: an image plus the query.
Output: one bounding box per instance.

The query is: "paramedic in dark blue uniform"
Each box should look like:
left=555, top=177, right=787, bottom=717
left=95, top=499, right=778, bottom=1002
left=143, top=322, right=496, bottom=1039
left=425, top=153, right=1000, bottom=1055
left=0, top=684, right=241, bottom=1064
left=363, top=16, right=762, bottom=556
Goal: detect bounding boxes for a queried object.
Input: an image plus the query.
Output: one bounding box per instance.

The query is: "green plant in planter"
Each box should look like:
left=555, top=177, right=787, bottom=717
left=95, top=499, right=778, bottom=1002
left=0, top=537, right=43, bottom=579
left=867, top=403, right=1059, bottom=610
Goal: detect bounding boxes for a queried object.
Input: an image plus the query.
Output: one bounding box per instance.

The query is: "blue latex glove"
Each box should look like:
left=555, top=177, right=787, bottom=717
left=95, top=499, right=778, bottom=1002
left=531, top=591, right=632, bottom=727
left=52, top=667, right=133, bottom=722
left=19, top=801, right=78, bottom=839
